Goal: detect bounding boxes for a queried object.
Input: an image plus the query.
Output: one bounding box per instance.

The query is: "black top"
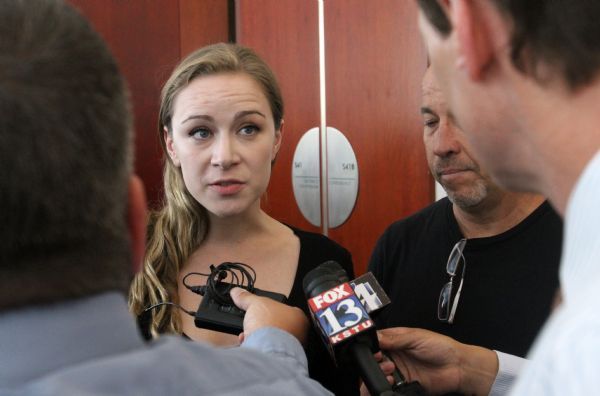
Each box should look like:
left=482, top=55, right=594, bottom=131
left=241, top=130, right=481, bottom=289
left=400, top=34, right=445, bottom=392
left=139, top=225, right=358, bottom=396
left=287, top=226, right=358, bottom=396
left=368, top=198, right=562, bottom=358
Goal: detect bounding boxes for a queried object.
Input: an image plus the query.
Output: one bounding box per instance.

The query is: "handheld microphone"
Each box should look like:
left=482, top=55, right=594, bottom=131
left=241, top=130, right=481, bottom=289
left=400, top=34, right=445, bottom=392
left=303, top=261, right=396, bottom=395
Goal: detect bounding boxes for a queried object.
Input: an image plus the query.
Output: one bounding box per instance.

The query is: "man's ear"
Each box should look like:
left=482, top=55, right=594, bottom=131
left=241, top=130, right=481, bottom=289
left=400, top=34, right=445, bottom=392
left=127, top=175, right=147, bottom=274
left=450, top=0, right=494, bottom=81
left=163, top=127, right=180, bottom=167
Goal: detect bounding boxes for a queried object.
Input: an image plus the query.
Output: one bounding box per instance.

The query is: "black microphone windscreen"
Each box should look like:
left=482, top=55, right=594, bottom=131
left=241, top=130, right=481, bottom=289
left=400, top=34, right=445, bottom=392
left=303, top=260, right=346, bottom=297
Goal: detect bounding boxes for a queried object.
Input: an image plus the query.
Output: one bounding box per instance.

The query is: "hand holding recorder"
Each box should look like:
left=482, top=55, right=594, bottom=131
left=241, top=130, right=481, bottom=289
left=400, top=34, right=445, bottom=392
left=231, top=286, right=310, bottom=345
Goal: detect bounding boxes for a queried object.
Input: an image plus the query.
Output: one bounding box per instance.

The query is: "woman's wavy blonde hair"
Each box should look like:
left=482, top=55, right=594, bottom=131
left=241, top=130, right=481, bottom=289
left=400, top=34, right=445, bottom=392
left=128, top=43, right=283, bottom=338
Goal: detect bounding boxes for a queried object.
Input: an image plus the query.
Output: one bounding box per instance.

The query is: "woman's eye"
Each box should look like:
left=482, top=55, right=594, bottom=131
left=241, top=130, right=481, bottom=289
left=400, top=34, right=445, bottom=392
left=239, top=125, right=259, bottom=136
left=190, top=128, right=211, bottom=140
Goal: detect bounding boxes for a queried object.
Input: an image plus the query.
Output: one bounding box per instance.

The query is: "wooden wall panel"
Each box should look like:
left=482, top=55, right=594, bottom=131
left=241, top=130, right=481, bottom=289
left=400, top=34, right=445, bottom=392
left=180, top=0, right=231, bottom=57
left=324, top=1, right=431, bottom=273
left=68, top=0, right=180, bottom=208
left=68, top=0, right=229, bottom=208
left=236, top=0, right=322, bottom=233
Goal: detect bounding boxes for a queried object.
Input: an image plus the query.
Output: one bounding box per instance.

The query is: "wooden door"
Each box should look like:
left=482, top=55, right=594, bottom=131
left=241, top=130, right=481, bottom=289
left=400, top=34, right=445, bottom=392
left=237, top=0, right=432, bottom=274
left=236, top=0, right=323, bottom=233
left=324, top=1, right=431, bottom=273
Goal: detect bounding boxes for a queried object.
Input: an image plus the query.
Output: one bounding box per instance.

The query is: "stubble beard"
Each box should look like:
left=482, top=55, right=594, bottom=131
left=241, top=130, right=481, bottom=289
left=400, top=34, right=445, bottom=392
left=445, top=178, right=489, bottom=208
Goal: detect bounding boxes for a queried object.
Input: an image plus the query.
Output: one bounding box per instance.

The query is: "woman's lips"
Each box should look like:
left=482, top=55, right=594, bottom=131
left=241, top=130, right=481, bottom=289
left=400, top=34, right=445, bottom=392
left=209, top=181, right=245, bottom=195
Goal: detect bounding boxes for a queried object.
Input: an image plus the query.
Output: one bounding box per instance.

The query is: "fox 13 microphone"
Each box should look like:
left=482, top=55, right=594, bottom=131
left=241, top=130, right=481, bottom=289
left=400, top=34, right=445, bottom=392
left=303, top=261, right=426, bottom=396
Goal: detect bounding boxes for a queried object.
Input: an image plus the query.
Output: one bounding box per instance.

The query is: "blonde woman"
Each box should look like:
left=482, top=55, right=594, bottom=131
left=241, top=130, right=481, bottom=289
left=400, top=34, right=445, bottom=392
left=129, top=43, right=357, bottom=395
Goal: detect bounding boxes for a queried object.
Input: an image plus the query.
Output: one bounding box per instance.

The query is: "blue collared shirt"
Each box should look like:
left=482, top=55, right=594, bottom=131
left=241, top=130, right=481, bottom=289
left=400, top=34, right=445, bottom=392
left=0, top=292, right=332, bottom=395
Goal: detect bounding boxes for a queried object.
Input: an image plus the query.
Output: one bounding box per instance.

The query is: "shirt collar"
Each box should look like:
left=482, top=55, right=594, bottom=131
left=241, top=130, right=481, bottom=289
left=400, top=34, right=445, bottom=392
left=561, top=150, right=600, bottom=301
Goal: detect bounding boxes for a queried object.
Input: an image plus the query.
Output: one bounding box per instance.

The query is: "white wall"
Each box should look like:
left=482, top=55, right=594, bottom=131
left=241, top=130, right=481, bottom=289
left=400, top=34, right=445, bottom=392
left=435, top=181, right=447, bottom=201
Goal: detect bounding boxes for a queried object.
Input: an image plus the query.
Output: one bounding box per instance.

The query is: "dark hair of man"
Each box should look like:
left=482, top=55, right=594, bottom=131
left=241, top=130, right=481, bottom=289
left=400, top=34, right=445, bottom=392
left=417, top=0, right=600, bottom=90
left=0, top=0, right=132, bottom=310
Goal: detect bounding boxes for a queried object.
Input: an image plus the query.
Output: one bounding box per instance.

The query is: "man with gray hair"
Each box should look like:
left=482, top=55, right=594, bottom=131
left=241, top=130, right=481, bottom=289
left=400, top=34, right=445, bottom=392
left=370, top=68, right=561, bottom=394
left=0, top=1, right=331, bottom=394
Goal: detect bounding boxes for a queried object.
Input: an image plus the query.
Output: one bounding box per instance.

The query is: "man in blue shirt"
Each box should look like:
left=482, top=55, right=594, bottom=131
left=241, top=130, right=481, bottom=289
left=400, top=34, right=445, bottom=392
left=0, top=1, right=330, bottom=395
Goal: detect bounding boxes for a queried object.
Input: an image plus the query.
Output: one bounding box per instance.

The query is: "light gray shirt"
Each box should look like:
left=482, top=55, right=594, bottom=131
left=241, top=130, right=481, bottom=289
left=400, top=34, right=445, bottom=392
left=0, top=292, right=333, bottom=395
left=510, top=150, right=600, bottom=395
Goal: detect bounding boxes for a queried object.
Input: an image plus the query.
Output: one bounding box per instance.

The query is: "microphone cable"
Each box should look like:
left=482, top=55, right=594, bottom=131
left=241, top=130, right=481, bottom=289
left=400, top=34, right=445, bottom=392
left=182, top=261, right=257, bottom=305
left=143, top=262, right=256, bottom=317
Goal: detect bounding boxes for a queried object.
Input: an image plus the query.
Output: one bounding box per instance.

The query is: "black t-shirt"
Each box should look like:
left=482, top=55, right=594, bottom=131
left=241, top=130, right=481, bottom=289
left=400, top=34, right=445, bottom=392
left=139, top=226, right=359, bottom=396
left=287, top=226, right=358, bottom=396
left=368, top=198, right=562, bottom=358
